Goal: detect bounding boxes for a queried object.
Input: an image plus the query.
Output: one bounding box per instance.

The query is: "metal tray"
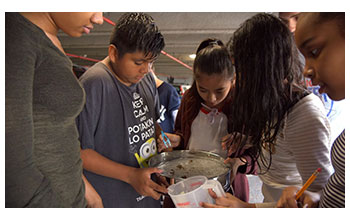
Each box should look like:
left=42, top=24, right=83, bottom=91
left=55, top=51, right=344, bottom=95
left=148, top=150, right=231, bottom=181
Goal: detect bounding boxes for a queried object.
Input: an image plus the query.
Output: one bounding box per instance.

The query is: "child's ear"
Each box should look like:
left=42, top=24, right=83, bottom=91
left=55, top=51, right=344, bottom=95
left=108, top=44, right=119, bottom=63
left=231, top=75, right=236, bottom=87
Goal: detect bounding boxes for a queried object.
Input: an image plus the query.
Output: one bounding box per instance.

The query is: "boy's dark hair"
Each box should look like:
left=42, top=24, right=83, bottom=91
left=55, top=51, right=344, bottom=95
left=110, top=12, right=165, bottom=59
left=193, top=38, right=234, bottom=80
left=228, top=13, right=307, bottom=172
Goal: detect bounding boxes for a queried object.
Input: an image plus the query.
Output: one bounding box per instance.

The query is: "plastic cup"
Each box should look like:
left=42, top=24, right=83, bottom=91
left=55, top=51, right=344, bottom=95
left=167, top=175, right=225, bottom=208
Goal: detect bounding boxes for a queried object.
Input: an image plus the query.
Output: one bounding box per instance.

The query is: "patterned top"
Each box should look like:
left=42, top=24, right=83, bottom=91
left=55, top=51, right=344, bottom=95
left=319, top=130, right=345, bottom=208
left=157, top=81, right=181, bottom=133
left=259, top=93, right=333, bottom=202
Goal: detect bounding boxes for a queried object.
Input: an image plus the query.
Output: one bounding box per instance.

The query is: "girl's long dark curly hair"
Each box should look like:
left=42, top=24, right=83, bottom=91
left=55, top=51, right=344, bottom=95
left=228, top=13, right=308, bottom=172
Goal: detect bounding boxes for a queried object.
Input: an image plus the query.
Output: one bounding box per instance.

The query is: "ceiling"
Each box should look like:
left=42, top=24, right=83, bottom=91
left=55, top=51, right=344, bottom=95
left=59, top=12, right=275, bottom=83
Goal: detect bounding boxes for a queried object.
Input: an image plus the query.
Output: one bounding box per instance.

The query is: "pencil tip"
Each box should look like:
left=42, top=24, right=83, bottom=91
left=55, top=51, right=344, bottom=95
left=317, top=168, right=322, bottom=172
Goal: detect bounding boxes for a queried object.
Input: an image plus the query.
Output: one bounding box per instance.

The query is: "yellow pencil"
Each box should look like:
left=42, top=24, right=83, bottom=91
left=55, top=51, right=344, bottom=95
left=295, top=168, right=322, bottom=200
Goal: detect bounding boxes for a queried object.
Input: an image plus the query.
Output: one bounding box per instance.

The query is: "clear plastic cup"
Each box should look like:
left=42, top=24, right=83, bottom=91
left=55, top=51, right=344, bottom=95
left=167, top=175, right=225, bottom=208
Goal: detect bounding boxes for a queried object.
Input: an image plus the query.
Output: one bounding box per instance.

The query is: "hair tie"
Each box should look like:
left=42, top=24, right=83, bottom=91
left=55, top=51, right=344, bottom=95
left=208, top=40, right=218, bottom=46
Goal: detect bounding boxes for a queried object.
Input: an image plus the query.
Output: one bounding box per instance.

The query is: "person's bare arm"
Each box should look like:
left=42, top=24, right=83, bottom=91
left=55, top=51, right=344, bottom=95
left=82, top=174, right=103, bottom=208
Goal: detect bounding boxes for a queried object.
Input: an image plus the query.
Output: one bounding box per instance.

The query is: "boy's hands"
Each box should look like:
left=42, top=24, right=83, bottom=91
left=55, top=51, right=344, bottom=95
left=83, top=175, right=104, bottom=208
left=128, top=167, right=168, bottom=200
left=85, top=185, right=104, bottom=208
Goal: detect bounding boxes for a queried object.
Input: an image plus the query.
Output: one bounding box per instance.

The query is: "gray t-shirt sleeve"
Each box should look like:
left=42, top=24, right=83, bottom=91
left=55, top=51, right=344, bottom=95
left=76, top=73, right=103, bottom=150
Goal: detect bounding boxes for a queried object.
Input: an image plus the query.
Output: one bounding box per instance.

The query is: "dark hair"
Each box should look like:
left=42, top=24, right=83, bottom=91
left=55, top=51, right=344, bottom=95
left=228, top=13, right=307, bottom=171
left=317, top=12, right=345, bottom=37
left=185, top=38, right=235, bottom=124
left=110, top=12, right=165, bottom=59
left=193, top=38, right=234, bottom=80
left=196, top=38, right=224, bottom=54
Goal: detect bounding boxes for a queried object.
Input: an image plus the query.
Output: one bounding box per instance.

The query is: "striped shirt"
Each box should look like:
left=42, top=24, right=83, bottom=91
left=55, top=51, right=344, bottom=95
left=259, top=93, right=333, bottom=202
left=319, top=130, right=345, bottom=208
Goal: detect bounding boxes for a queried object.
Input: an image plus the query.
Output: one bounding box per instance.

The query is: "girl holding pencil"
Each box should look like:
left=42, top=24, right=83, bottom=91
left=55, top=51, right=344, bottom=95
left=200, top=13, right=334, bottom=208
left=276, top=12, right=345, bottom=208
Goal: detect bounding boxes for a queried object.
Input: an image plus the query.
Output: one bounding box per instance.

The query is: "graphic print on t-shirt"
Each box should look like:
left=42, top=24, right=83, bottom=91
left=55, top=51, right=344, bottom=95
left=128, top=92, right=157, bottom=168
left=134, top=138, right=157, bottom=168
left=157, top=104, right=166, bottom=124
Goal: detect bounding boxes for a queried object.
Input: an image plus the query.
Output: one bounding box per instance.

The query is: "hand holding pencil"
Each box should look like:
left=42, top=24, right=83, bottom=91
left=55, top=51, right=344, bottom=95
left=296, top=168, right=322, bottom=200
left=276, top=168, right=322, bottom=208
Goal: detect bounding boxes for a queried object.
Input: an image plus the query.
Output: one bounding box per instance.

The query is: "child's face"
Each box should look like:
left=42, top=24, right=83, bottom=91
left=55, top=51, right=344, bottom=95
left=295, top=13, right=345, bottom=101
left=111, top=50, right=155, bottom=86
left=196, top=73, right=233, bottom=109
left=279, top=12, right=299, bottom=33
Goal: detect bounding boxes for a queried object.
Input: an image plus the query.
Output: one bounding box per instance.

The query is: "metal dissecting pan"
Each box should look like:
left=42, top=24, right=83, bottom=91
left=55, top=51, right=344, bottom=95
left=148, top=150, right=231, bottom=188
